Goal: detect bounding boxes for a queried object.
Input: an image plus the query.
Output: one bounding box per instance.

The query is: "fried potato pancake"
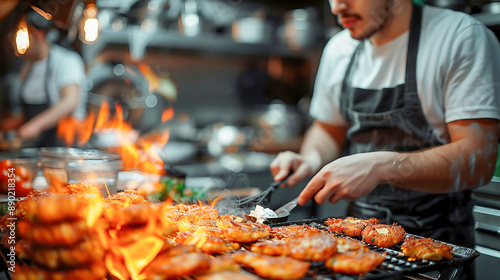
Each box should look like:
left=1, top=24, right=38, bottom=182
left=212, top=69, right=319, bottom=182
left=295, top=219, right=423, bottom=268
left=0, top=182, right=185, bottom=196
left=104, top=202, right=163, bottom=227
left=325, top=251, right=385, bottom=275
left=28, top=235, right=105, bottom=269
left=232, top=251, right=310, bottom=280
left=223, top=222, right=271, bottom=243
left=60, top=182, right=102, bottom=197
left=326, top=217, right=379, bottom=237
left=252, top=233, right=338, bottom=261
left=251, top=240, right=288, bottom=256
left=143, top=252, right=212, bottom=279
left=283, top=233, right=338, bottom=262
left=104, top=190, right=148, bottom=206
left=176, top=232, right=240, bottom=254
left=401, top=237, right=453, bottom=261
left=23, top=193, right=104, bottom=223
left=362, top=223, right=406, bottom=248
left=196, top=271, right=260, bottom=280
left=14, top=262, right=107, bottom=280
left=206, top=255, right=240, bottom=273
left=17, top=219, right=90, bottom=246
left=270, top=224, right=321, bottom=241
left=336, top=237, right=369, bottom=253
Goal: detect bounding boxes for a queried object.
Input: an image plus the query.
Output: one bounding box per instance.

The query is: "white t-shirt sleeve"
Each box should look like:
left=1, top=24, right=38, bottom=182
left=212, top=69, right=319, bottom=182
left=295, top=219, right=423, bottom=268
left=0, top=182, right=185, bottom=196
left=55, top=51, right=86, bottom=89
left=309, top=38, right=348, bottom=126
left=443, top=23, right=500, bottom=122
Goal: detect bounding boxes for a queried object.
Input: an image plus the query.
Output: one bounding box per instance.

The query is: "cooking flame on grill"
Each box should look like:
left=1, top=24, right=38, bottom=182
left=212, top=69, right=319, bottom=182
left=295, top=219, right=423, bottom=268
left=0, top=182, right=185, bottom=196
left=57, top=99, right=176, bottom=175
left=119, top=236, right=164, bottom=280
left=105, top=203, right=166, bottom=280
left=83, top=196, right=104, bottom=227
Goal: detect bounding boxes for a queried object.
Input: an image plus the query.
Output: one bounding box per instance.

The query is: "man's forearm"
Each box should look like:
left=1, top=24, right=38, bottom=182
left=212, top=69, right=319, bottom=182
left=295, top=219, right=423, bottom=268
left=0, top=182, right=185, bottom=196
left=300, top=122, right=346, bottom=172
left=381, top=132, right=498, bottom=193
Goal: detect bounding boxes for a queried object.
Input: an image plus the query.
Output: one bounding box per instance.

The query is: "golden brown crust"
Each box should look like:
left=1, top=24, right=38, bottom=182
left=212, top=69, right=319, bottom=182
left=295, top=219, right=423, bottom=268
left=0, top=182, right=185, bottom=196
left=60, top=182, right=102, bottom=197
left=326, top=217, right=379, bottom=237
left=17, top=219, right=90, bottom=246
left=283, top=233, right=338, bottom=262
left=252, top=233, right=338, bottom=262
left=325, top=251, right=386, bottom=275
left=104, top=190, right=148, bottom=206
left=14, top=262, right=107, bottom=280
left=206, top=255, right=241, bottom=273
left=176, top=232, right=241, bottom=254
left=362, top=223, right=406, bottom=248
left=270, top=224, right=321, bottom=241
left=251, top=239, right=288, bottom=256
left=401, top=237, right=453, bottom=261
left=104, top=202, right=162, bottom=227
left=22, top=193, right=104, bottom=223
left=143, top=252, right=212, bottom=279
left=223, top=221, right=271, bottom=243
left=196, top=271, right=260, bottom=280
left=28, top=235, right=105, bottom=269
left=232, top=251, right=310, bottom=280
left=336, top=237, right=369, bottom=253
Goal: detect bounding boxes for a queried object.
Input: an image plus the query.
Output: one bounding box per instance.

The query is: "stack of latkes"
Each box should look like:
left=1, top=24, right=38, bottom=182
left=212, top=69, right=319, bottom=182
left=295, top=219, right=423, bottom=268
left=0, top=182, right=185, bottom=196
left=12, top=183, right=108, bottom=279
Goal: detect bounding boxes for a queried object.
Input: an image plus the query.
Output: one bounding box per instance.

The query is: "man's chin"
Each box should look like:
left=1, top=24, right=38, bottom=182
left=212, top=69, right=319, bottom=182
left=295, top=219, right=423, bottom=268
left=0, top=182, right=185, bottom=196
left=348, top=29, right=368, bottom=41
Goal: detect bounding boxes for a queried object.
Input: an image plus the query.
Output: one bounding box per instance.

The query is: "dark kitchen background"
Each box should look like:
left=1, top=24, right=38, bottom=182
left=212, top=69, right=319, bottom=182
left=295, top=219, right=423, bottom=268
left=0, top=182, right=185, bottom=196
left=0, top=1, right=499, bottom=279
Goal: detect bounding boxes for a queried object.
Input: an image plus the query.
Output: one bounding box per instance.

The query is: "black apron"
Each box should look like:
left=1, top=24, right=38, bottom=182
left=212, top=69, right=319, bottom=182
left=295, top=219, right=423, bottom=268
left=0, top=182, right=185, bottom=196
left=340, top=5, right=474, bottom=279
left=20, top=49, right=60, bottom=147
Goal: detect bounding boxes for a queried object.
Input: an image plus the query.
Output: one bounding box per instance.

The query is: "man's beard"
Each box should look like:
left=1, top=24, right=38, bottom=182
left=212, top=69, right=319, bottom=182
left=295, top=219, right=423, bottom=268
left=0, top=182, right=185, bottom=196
left=348, top=1, right=393, bottom=40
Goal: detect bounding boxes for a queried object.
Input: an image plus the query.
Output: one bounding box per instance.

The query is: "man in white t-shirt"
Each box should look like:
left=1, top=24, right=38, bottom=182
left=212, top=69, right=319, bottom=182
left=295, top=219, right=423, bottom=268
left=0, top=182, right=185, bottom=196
left=271, top=1, right=499, bottom=278
left=1, top=8, right=86, bottom=147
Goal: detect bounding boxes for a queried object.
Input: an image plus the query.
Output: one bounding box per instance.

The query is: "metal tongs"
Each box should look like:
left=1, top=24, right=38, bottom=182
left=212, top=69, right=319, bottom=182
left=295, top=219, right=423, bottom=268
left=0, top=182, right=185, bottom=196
left=235, top=173, right=292, bottom=209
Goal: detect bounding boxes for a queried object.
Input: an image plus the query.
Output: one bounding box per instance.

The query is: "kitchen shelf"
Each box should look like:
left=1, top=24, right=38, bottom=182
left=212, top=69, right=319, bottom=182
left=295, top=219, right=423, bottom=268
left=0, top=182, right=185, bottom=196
left=472, top=12, right=500, bottom=28
left=82, top=28, right=323, bottom=62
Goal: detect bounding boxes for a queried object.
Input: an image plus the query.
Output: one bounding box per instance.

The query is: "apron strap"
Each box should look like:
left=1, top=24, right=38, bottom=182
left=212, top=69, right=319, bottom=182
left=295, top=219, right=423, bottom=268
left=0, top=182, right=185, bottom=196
left=340, top=42, right=364, bottom=121
left=404, top=4, right=422, bottom=100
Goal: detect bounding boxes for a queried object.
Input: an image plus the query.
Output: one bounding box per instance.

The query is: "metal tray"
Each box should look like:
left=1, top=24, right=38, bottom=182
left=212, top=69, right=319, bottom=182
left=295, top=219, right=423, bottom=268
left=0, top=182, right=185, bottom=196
left=271, top=217, right=480, bottom=280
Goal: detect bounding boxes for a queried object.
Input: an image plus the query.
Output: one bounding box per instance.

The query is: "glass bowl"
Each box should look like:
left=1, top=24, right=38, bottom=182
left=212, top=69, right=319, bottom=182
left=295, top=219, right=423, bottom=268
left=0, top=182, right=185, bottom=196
left=39, top=148, right=122, bottom=196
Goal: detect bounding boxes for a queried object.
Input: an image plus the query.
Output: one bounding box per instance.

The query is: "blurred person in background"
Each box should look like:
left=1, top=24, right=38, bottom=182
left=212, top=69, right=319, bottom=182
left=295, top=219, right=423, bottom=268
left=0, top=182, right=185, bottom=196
left=0, top=7, right=86, bottom=147
left=271, top=1, right=500, bottom=279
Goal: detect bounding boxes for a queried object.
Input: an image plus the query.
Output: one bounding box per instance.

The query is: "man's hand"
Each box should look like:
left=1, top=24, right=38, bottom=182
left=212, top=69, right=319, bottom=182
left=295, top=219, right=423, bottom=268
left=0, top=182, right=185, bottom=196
left=0, top=114, right=25, bottom=132
left=18, top=122, right=41, bottom=140
left=298, top=151, right=397, bottom=205
left=270, top=121, right=348, bottom=188
left=270, top=151, right=318, bottom=187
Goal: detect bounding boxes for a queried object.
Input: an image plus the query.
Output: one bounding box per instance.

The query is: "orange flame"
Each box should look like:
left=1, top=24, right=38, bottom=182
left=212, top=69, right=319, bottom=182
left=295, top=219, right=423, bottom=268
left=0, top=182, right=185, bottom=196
left=103, top=180, right=110, bottom=197
left=94, top=100, right=110, bottom=130
left=119, top=236, right=164, bottom=280
left=138, top=63, right=158, bottom=93
left=57, top=85, right=174, bottom=175
left=83, top=196, right=104, bottom=227
left=105, top=253, right=130, bottom=280
left=78, top=112, right=95, bottom=146
left=161, top=107, right=174, bottom=123
left=57, top=117, right=77, bottom=146
left=211, top=195, right=225, bottom=209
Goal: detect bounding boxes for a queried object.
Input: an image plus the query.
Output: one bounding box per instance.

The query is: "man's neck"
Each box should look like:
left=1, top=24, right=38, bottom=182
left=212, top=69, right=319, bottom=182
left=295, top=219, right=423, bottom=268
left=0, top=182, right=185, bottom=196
left=369, top=1, right=414, bottom=46
left=33, top=40, right=50, bottom=61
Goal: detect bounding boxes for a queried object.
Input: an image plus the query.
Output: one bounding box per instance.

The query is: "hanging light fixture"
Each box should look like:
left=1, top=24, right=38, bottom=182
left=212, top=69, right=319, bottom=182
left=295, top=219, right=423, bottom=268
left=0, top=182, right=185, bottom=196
left=15, top=17, right=30, bottom=55
left=80, top=3, right=99, bottom=44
